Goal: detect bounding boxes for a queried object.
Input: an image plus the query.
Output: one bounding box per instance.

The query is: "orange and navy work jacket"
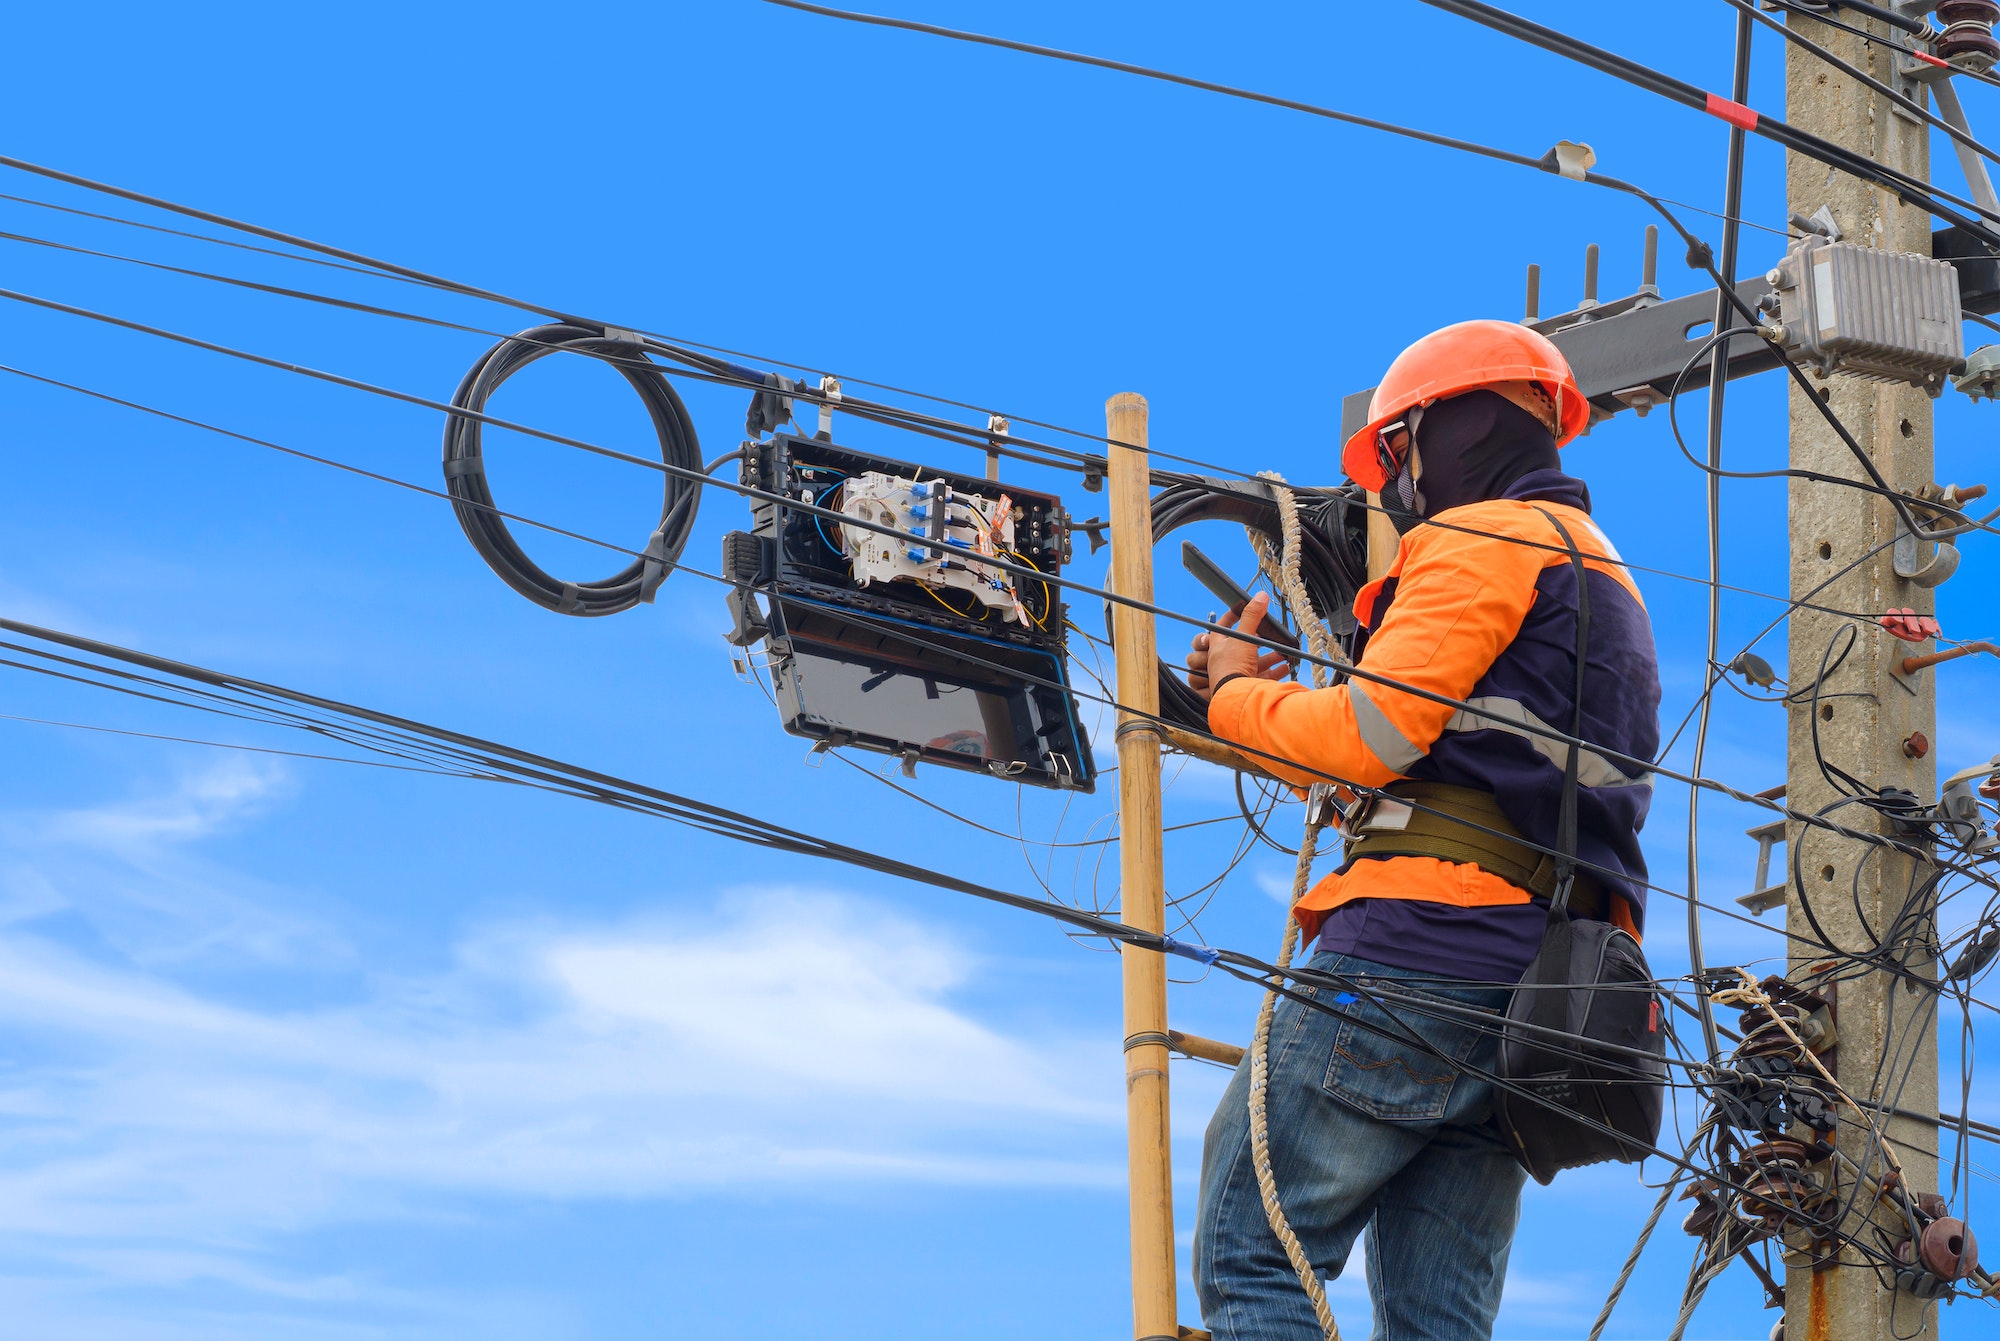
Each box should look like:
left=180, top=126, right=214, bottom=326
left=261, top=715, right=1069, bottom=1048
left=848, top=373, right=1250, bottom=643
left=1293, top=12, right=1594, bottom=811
left=1208, top=471, right=1660, bottom=971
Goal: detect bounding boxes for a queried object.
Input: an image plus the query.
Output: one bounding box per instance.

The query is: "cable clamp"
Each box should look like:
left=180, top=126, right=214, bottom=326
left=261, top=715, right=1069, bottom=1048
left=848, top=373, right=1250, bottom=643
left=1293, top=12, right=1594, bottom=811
left=1541, top=139, right=1597, bottom=181
left=817, top=375, right=842, bottom=440
left=1114, top=718, right=1165, bottom=745
left=639, top=524, right=672, bottom=604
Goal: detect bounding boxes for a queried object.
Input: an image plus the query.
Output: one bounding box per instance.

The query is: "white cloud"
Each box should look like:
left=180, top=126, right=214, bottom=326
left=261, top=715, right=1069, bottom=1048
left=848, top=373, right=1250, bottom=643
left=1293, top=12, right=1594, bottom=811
left=0, top=760, right=1128, bottom=1327
left=0, top=904, right=1128, bottom=1248
left=0, top=891, right=1122, bottom=1247
left=38, top=755, right=290, bottom=851
left=0, top=757, right=330, bottom=969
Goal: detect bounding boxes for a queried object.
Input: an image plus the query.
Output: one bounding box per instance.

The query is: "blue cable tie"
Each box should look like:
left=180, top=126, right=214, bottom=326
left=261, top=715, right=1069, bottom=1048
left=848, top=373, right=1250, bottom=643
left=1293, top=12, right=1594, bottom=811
left=1159, top=935, right=1220, bottom=967
left=1332, top=992, right=1359, bottom=1006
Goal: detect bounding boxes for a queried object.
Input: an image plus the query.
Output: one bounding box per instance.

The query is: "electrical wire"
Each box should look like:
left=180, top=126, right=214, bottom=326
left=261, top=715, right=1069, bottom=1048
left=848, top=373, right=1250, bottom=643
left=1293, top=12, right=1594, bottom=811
left=1414, top=0, right=2000, bottom=240
left=1722, top=0, right=2000, bottom=175
left=1, top=6, right=1994, bottom=1314
left=443, top=323, right=703, bottom=616
left=9, top=340, right=1991, bottom=948
left=1683, top=3, right=1757, bottom=1069
left=0, top=208, right=1930, bottom=621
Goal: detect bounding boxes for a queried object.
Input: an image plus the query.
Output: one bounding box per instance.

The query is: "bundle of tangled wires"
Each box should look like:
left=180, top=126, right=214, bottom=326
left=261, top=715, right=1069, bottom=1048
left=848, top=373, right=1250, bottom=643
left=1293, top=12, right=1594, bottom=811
left=1133, top=474, right=1370, bottom=730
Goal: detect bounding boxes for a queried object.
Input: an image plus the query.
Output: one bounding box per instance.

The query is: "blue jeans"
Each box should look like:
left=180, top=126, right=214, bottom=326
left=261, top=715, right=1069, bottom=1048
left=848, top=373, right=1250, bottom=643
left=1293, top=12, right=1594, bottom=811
left=1194, top=952, right=1527, bottom=1341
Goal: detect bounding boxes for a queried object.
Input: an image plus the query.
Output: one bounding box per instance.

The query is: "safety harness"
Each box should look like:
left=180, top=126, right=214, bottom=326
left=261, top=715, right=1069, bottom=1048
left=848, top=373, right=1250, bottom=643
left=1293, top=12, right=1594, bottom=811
left=1341, top=779, right=1608, bottom=922
left=1333, top=510, right=1664, bottom=1185
left=1488, top=512, right=1666, bottom=1184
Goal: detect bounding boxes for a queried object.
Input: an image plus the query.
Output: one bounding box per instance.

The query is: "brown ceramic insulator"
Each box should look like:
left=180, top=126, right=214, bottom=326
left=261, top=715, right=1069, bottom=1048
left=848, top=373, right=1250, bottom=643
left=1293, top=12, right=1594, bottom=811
left=1741, top=1164, right=1833, bottom=1232
left=1743, top=1137, right=1829, bottom=1167
left=1680, top=1181, right=1723, bottom=1236
left=1940, top=24, right=2000, bottom=71
left=1938, top=0, right=1999, bottom=24
left=1736, top=1005, right=1810, bottom=1058
left=1917, top=1216, right=1978, bottom=1282
left=1681, top=1200, right=1721, bottom=1236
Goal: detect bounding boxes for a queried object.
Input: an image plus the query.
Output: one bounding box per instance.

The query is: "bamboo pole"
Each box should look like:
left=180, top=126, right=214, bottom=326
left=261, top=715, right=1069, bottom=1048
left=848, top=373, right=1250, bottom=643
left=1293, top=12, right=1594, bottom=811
left=1168, top=1030, right=1247, bottom=1068
left=1107, top=392, right=1177, bottom=1341
left=1156, top=722, right=1281, bottom=783
left=1364, top=489, right=1398, bottom=582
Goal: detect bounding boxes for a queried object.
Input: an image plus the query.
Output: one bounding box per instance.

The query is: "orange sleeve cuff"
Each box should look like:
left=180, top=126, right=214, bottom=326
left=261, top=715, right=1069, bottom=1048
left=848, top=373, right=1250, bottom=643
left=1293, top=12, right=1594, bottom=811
left=1205, top=677, right=1397, bottom=790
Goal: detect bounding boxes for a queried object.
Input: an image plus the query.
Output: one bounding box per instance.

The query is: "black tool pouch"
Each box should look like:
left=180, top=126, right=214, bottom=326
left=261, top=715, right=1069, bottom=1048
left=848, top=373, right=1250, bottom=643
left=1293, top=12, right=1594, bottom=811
left=1491, top=513, right=1667, bottom=1185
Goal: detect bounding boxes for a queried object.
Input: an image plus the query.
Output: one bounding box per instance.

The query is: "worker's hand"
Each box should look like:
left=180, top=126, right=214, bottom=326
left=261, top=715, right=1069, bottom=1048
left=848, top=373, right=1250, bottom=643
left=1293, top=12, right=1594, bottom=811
left=1185, top=593, right=1292, bottom=703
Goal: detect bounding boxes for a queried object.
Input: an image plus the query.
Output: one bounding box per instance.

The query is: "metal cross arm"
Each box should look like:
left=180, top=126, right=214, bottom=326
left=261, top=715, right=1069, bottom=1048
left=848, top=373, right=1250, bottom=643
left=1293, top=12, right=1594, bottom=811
left=1340, top=225, right=2000, bottom=445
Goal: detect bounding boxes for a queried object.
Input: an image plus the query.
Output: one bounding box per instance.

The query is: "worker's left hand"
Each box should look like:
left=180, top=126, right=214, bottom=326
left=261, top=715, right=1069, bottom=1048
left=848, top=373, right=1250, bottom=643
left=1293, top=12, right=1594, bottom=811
left=1185, top=593, right=1292, bottom=702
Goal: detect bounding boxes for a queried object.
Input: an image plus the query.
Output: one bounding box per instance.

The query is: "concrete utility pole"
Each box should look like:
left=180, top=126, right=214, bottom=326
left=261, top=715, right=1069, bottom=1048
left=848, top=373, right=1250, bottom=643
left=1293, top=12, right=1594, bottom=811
left=1782, top=11, right=1940, bottom=1340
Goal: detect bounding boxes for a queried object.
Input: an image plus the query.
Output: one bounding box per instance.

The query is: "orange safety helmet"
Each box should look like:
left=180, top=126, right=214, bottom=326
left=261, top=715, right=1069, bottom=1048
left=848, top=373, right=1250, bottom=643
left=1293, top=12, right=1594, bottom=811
left=1341, top=319, right=1589, bottom=492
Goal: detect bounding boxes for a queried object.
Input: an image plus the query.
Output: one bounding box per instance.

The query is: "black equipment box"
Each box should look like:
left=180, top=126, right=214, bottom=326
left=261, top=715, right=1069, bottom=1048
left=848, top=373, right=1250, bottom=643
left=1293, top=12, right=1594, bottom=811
left=725, top=434, right=1095, bottom=792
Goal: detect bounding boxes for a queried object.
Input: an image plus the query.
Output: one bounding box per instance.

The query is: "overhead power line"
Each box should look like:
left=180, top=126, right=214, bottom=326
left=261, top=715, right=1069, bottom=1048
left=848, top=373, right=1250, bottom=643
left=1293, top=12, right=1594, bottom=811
left=1414, top=0, right=2000, bottom=237
left=1722, top=0, right=2000, bottom=172
left=0, top=276, right=1977, bottom=880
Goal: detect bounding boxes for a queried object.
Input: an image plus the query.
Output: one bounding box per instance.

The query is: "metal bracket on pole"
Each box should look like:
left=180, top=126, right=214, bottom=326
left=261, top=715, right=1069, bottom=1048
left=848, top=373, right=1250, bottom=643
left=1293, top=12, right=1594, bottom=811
left=1340, top=226, right=2000, bottom=446
left=815, top=375, right=842, bottom=441
left=1898, top=55, right=2000, bottom=217
left=1738, top=819, right=1789, bottom=915
left=985, top=412, right=1008, bottom=481
left=1894, top=516, right=1961, bottom=586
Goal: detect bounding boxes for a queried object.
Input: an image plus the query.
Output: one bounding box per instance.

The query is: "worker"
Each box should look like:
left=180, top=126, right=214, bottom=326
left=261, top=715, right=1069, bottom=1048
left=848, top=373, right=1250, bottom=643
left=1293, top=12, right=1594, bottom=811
left=1184, top=320, right=1661, bottom=1340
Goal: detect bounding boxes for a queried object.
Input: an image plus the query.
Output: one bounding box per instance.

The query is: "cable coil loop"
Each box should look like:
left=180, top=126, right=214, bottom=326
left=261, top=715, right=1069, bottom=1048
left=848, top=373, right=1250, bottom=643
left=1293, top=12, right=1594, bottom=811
left=444, top=323, right=702, bottom=616
left=1123, top=475, right=1366, bottom=732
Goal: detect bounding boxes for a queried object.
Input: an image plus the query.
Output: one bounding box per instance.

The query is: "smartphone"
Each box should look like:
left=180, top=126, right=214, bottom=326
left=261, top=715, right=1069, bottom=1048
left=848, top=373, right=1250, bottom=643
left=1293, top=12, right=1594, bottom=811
left=1180, top=541, right=1298, bottom=649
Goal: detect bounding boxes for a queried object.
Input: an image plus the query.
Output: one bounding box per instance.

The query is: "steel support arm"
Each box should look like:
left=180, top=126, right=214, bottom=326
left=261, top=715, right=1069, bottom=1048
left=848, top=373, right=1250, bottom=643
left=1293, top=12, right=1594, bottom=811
left=1339, top=226, right=2000, bottom=444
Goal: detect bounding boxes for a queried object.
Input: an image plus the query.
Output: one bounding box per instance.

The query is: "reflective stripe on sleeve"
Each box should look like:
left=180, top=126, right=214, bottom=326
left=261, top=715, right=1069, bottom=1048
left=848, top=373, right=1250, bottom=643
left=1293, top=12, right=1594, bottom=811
left=1347, top=681, right=1426, bottom=774
left=1442, top=695, right=1653, bottom=790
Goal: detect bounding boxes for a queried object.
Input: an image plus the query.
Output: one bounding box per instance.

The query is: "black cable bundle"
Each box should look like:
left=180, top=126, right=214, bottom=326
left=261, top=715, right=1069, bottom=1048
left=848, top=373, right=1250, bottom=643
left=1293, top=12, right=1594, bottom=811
left=1140, top=475, right=1369, bottom=730
left=443, top=324, right=702, bottom=616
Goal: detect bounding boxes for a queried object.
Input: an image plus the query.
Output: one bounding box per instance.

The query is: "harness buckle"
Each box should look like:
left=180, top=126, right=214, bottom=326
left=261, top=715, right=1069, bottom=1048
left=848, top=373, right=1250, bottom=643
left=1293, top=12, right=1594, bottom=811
left=1339, top=790, right=1414, bottom=840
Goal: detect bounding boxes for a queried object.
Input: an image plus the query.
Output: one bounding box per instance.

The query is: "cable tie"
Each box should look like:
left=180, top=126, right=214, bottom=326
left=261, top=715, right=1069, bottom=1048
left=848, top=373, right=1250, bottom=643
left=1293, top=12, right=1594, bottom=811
left=1705, top=92, right=1760, bottom=131
left=638, top=525, right=672, bottom=604
left=558, top=582, right=584, bottom=614
left=442, top=456, right=483, bottom=478
left=1159, top=935, right=1220, bottom=967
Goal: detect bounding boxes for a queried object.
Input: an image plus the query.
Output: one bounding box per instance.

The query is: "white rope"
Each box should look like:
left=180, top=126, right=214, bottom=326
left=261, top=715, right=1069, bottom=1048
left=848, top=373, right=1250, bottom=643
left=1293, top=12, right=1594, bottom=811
left=1244, top=471, right=1340, bottom=1341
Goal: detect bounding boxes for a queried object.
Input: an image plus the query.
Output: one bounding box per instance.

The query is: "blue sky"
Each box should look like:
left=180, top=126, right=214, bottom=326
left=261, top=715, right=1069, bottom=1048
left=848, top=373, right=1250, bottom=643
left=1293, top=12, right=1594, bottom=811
left=0, top=2, right=1996, bottom=1337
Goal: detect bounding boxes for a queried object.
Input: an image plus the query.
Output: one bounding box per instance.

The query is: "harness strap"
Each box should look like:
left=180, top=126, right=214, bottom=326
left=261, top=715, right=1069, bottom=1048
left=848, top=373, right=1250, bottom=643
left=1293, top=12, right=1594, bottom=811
left=1342, top=779, right=1608, bottom=921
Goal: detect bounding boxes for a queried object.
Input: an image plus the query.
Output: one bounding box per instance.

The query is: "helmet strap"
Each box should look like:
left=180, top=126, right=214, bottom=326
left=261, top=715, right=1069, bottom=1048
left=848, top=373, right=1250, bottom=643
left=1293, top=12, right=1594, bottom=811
left=1386, top=407, right=1427, bottom=533
left=1526, top=381, right=1560, bottom=435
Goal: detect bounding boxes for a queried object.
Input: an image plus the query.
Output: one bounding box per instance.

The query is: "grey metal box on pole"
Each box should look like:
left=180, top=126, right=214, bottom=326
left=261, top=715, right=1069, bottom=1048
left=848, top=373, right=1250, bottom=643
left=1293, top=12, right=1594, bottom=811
left=1764, top=237, right=1966, bottom=390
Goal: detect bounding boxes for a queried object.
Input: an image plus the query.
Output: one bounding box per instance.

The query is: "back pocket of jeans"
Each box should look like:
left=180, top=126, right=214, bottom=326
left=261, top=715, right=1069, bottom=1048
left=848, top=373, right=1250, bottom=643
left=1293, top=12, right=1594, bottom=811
left=1320, top=982, right=1487, bottom=1122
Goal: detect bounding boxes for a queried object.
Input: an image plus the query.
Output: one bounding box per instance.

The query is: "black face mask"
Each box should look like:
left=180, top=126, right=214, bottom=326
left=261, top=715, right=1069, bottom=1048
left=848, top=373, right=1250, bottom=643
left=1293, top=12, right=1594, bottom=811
left=1387, top=389, right=1561, bottom=532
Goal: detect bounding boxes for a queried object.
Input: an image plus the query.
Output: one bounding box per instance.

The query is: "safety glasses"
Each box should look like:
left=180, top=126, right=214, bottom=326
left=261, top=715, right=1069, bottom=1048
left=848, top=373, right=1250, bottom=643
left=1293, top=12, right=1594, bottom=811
left=1372, top=405, right=1424, bottom=484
